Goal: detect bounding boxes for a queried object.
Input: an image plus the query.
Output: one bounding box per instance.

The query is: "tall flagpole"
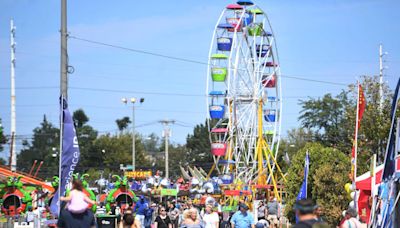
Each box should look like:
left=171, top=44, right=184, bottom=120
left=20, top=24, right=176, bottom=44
left=353, top=81, right=360, bottom=210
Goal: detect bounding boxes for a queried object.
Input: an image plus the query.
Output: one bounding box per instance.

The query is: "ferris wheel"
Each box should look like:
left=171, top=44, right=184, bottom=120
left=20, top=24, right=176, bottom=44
left=206, top=0, right=282, bottom=185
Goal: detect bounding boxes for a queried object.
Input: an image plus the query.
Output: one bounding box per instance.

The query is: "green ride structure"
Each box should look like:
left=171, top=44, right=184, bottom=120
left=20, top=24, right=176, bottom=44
left=105, top=175, right=138, bottom=212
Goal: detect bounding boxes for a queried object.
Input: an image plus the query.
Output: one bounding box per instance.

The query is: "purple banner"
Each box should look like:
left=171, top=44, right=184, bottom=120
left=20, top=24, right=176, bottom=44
left=296, top=151, right=309, bottom=200
left=50, top=99, right=80, bottom=216
left=382, top=78, right=400, bottom=181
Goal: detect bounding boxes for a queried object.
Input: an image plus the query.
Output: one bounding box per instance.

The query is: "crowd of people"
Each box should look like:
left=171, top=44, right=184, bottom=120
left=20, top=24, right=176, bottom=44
left=29, top=178, right=366, bottom=228
left=55, top=180, right=289, bottom=228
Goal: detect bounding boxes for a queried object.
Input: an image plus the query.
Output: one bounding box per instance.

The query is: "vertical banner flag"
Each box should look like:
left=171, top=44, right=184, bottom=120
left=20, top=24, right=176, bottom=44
left=297, top=151, right=310, bottom=200
left=382, top=78, right=400, bottom=181
left=351, top=83, right=366, bottom=181
left=50, top=98, right=80, bottom=215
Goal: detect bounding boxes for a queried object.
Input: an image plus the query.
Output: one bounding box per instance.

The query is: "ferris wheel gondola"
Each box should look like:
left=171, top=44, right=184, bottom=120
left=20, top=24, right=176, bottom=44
left=206, top=1, right=283, bottom=188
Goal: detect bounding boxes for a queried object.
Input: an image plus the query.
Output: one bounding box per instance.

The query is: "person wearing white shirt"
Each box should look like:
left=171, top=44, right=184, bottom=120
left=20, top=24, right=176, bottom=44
left=202, top=205, right=219, bottom=228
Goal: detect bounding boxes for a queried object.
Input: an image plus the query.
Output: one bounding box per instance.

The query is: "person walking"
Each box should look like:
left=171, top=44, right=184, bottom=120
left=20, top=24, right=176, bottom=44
left=313, top=205, right=324, bottom=223
left=155, top=207, right=173, bottom=228
left=168, top=201, right=180, bottom=228
left=145, top=203, right=155, bottom=228
left=266, top=197, right=279, bottom=228
left=257, top=201, right=267, bottom=221
left=135, top=195, right=149, bottom=228
left=202, top=205, right=219, bottom=228
left=340, top=208, right=366, bottom=228
left=120, top=208, right=142, bottom=228
left=231, top=204, right=255, bottom=228
left=292, top=199, right=328, bottom=228
left=181, top=208, right=203, bottom=228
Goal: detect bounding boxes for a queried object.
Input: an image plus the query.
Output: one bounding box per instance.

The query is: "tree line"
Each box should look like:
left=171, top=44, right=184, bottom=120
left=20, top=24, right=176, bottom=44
left=15, top=111, right=214, bottom=179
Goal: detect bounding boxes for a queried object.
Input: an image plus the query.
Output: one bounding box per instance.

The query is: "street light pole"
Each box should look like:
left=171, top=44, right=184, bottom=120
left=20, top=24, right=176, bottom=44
left=122, top=97, right=144, bottom=171
left=131, top=104, right=136, bottom=171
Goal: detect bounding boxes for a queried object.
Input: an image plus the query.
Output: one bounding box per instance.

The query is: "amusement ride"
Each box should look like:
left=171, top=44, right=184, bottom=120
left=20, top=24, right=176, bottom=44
left=206, top=0, right=285, bottom=199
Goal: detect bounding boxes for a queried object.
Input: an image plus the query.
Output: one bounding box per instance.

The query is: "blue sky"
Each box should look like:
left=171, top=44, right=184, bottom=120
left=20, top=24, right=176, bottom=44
left=0, top=0, right=399, bottom=158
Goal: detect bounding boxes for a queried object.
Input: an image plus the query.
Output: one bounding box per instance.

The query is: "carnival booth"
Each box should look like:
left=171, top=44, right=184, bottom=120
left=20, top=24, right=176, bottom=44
left=355, top=155, right=400, bottom=223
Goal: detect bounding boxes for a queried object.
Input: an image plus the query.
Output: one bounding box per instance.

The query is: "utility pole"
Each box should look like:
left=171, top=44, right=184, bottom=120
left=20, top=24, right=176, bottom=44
left=60, top=0, right=68, bottom=100
left=10, top=19, right=16, bottom=172
left=379, top=44, right=387, bottom=110
left=159, top=119, right=175, bottom=179
left=58, top=0, right=68, bottom=215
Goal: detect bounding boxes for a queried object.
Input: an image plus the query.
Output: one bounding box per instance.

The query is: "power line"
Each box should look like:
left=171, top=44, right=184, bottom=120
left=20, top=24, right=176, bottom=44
left=0, top=86, right=58, bottom=90
left=69, top=35, right=208, bottom=66
left=69, top=86, right=204, bottom=97
left=69, top=35, right=350, bottom=87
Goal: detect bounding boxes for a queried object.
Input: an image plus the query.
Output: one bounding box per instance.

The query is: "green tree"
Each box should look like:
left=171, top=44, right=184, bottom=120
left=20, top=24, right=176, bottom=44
left=285, top=143, right=349, bottom=225
left=299, top=93, right=351, bottom=151
left=154, top=141, right=188, bottom=178
left=73, top=109, right=89, bottom=128
left=17, top=116, right=60, bottom=178
left=116, top=117, right=131, bottom=132
left=298, top=76, right=393, bottom=173
left=186, top=120, right=214, bottom=167
left=0, top=118, right=6, bottom=153
left=278, top=128, right=314, bottom=172
left=143, top=133, right=161, bottom=153
left=91, top=133, right=150, bottom=170
left=72, top=109, right=99, bottom=172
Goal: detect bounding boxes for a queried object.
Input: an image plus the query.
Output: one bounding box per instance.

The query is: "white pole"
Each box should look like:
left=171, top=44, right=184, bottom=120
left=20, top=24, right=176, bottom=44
left=353, top=81, right=360, bottom=210
left=369, top=154, right=377, bottom=226
left=159, top=120, right=175, bottom=179
left=379, top=44, right=384, bottom=110
left=165, top=127, right=169, bottom=179
left=132, top=104, right=136, bottom=171
left=10, top=19, right=17, bottom=172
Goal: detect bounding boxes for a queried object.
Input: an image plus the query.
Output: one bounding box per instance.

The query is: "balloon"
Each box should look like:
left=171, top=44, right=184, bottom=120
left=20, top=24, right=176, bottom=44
left=344, top=183, right=352, bottom=193
left=350, top=192, right=356, bottom=199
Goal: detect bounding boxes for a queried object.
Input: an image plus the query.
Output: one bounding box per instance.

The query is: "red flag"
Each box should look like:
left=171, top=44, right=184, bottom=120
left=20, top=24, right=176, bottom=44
left=351, top=84, right=366, bottom=179
left=357, top=85, right=366, bottom=128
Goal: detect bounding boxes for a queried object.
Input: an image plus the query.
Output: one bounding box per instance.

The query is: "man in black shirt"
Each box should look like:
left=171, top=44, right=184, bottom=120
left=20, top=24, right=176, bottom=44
left=57, top=209, right=96, bottom=228
left=292, top=199, right=327, bottom=228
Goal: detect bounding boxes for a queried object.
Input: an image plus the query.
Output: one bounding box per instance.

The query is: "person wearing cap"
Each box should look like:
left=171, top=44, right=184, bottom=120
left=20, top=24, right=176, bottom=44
left=134, top=195, right=149, bottom=228
left=231, top=203, right=255, bottom=228
left=293, top=199, right=324, bottom=228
